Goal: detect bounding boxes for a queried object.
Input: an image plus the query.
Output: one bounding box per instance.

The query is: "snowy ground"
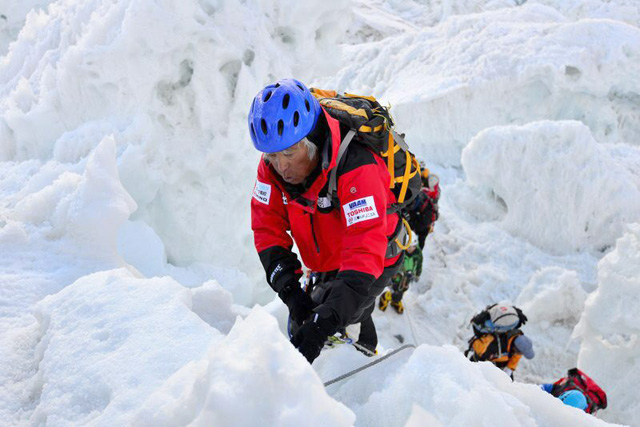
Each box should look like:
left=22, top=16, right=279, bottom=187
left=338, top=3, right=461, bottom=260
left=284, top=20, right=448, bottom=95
left=1, top=0, right=639, bottom=425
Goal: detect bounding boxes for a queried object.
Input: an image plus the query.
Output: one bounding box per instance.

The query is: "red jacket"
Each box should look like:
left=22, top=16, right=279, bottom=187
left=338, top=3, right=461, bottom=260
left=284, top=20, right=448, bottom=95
left=251, top=109, right=400, bottom=325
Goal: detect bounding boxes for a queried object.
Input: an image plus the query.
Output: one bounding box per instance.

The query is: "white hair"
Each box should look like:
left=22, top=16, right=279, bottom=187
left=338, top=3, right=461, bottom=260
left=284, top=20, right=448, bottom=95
left=299, top=137, right=317, bottom=160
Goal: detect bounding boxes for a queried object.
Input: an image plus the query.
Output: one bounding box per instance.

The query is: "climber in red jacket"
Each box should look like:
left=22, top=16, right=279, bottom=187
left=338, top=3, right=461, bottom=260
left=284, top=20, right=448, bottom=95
left=249, top=78, right=405, bottom=363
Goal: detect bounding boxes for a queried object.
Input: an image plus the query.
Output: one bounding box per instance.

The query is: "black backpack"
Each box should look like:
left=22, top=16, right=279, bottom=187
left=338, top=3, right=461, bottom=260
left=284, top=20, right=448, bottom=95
left=466, top=329, right=524, bottom=365
left=310, top=88, right=423, bottom=214
left=407, top=188, right=440, bottom=236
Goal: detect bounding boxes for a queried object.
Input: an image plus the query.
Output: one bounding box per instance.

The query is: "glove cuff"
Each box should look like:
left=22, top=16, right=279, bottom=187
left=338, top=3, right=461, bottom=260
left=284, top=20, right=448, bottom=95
left=260, top=247, right=302, bottom=294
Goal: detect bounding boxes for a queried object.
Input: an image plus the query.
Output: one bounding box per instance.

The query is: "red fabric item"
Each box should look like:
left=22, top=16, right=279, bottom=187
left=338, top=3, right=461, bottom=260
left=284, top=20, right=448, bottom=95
left=552, top=368, right=607, bottom=414
left=251, top=108, right=400, bottom=278
left=425, top=182, right=440, bottom=201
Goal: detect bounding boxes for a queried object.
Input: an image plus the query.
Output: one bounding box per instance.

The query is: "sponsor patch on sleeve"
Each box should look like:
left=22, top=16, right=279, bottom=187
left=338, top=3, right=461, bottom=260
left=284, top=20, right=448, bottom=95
left=253, top=180, right=271, bottom=205
left=342, top=196, right=379, bottom=227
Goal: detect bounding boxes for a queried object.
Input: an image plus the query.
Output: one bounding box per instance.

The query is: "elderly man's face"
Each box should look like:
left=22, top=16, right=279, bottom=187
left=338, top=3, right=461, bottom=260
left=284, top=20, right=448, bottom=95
left=265, top=139, right=317, bottom=185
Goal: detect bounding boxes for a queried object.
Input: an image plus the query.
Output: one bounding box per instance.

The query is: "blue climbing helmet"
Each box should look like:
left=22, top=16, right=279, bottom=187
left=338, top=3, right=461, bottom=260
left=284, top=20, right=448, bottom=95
left=248, top=78, right=321, bottom=153
left=559, top=390, right=588, bottom=411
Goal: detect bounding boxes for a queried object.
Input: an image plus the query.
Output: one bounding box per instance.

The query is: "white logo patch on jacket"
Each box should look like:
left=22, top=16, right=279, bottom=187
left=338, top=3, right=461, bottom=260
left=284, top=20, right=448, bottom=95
left=317, top=196, right=332, bottom=209
left=253, top=180, right=271, bottom=205
left=342, top=196, right=379, bottom=227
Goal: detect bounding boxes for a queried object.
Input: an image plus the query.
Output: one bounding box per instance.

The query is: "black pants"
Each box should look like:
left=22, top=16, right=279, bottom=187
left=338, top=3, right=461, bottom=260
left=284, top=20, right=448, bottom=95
left=418, top=232, right=427, bottom=250
left=390, top=275, right=410, bottom=303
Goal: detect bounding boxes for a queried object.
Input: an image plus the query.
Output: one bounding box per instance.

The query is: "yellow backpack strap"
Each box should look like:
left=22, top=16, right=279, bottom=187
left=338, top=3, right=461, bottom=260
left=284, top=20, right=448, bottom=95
left=398, top=151, right=412, bottom=203
left=385, top=131, right=419, bottom=203
left=395, top=154, right=420, bottom=203
left=394, top=217, right=412, bottom=250
left=359, top=123, right=385, bottom=133
left=386, top=132, right=396, bottom=186
left=343, top=92, right=378, bottom=102
left=310, top=88, right=337, bottom=99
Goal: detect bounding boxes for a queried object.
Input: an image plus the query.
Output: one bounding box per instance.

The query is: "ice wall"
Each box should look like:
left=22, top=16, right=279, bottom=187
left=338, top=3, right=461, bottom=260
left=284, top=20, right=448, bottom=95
left=323, top=3, right=640, bottom=167
left=575, top=224, right=640, bottom=425
left=0, top=0, right=350, bottom=271
left=461, top=120, right=640, bottom=254
left=0, top=0, right=54, bottom=55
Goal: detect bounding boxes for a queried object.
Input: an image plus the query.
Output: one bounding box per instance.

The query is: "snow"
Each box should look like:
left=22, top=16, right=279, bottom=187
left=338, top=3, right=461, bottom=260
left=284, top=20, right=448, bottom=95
left=462, top=120, right=640, bottom=253
left=133, top=308, right=355, bottom=427
left=1, top=0, right=638, bottom=426
left=324, top=3, right=640, bottom=167
left=29, top=269, right=220, bottom=425
left=575, top=224, right=640, bottom=424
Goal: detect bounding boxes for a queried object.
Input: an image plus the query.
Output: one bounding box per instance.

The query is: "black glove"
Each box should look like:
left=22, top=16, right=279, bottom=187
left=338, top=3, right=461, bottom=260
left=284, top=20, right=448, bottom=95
left=291, top=313, right=337, bottom=364
left=279, top=285, right=314, bottom=324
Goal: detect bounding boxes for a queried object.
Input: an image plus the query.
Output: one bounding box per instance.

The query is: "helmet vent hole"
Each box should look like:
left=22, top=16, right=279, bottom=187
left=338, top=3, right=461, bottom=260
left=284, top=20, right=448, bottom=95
left=297, top=84, right=304, bottom=91
left=263, top=91, right=272, bottom=102
left=282, top=94, right=290, bottom=109
left=275, top=83, right=281, bottom=88
left=261, top=119, right=268, bottom=135
left=277, top=120, right=284, bottom=136
left=293, top=111, right=300, bottom=127
left=305, top=100, right=310, bottom=112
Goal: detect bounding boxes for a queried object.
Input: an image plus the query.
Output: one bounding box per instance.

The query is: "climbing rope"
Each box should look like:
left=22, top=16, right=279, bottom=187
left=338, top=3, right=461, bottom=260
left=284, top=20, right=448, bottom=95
left=432, top=235, right=448, bottom=268
left=323, top=344, right=416, bottom=387
left=404, top=305, right=422, bottom=346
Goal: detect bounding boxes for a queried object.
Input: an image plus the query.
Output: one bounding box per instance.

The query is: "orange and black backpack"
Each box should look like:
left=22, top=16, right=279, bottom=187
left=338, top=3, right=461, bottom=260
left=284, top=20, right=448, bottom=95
left=309, top=88, right=423, bottom=215
left=464, top=304, right=528, bottom=367
left=466, top=329, right=523, bottom=368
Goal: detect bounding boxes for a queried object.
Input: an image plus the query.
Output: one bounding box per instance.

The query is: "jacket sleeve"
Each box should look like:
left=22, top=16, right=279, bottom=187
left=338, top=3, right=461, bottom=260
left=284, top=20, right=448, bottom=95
left=506, top=353, right=523, bottom=371
left=513, top=334, right=534, bottom=359
left=251, top=162, right=301, bottom=293
left=314, top=161, right=391, bottom=327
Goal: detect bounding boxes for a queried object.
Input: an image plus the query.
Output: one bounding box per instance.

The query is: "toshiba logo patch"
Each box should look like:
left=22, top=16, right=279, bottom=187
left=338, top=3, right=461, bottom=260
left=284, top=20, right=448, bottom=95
left=342, top=196, right=379, bottom=227
left=253, top=180, right=271, bottom=205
